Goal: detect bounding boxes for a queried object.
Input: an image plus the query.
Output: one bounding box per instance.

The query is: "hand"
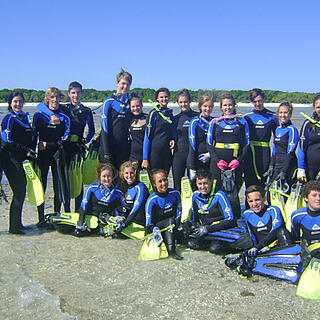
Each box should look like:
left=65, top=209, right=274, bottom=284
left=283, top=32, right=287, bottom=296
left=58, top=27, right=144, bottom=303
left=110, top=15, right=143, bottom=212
left=217, top=159, right=228, bottom=171
left=50, top=114, right=60, bottom=125
left=103, top=154, right=113, bottom=164
left=26, top=148, right=37, bottom=160
left=198, top=152, right=210, bottom=163
left=76, top=221, right=90, bottom=232
left=169, top=140, right=175, bottom=150
left=297, top=168, right=307, bottom=182
left=152, top=226, right=163, bottom=245
left=191, top=225, right=208, bottom=238
left=189, top=169, right=196, bottom=181
left=38, top=141, right=47, bottom=150
left=248, top=247, right=258, bottom=257
left=141, top=159, right=149, bottom=170
left=228, top=159, right=239, bottom=171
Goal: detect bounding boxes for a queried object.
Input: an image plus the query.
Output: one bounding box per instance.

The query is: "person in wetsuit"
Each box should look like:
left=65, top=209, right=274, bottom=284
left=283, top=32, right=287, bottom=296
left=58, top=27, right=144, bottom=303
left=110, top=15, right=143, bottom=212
left=185, top=169, right=236, bottom=254
left=33, top=87, right=71, bottom=227
left=99, top=70, right=132, bottom=169
left=267, top=101, right=299, bottom=186
left=172, top=89, right=198, bottom=192
left=128, top=96, right=147, bottom=169
left=291, top=180, right=320, bottom=258
left=243, top=185, right=291, bottom=257
left=74, top=163, right=124, bottom=237
left=142, top=88, right=175, bottom=172
left=244, top=88, right=278, bottom=188
left=145, top=169, right=183, bottom=260
left=187, top=94, right=214, bottom=185
left=297, top=95, right=320, bottom=182
left=1, top=91, right=35, bottom=234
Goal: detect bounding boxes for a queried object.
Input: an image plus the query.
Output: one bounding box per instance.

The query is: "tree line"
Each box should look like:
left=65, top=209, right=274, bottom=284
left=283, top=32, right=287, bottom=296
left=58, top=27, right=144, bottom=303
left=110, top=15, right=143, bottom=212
left=0, top=88, right=317, bottom=104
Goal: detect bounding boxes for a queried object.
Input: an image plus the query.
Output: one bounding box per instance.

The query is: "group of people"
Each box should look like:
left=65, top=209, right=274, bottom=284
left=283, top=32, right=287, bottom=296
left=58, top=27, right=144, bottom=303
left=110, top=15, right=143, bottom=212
left=2, top=70, right=320, bottom=271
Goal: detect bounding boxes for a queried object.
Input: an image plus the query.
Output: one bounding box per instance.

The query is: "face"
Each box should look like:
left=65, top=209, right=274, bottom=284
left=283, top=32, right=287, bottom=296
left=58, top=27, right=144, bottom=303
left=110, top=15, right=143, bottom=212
left=252, top=95, right=265, bottom=111
left=305, top=190, right=320, bottom=211
left=278, top=106, right=291, bottom=124
left=123, top=166, right=136, bottom=185
left=157, top=91, right=169, bottom=108
left=200, top=100, right=213, bottom=118
left=10, top=95, right=24, bottom=113
left=314, top=99, right=320, bottom=117
left=116, top=78, right=130, bottom=95
left=247, top=191, right=265, bottom=213
left=100, top=169, right=113, bottom=188
left=48, top=93, right=60, bottom=110
left=153, top=172, right=168, bottom=193
left=130, top=99, right=143, bottom=116
left=196, top=177, right=212, bottom=195
left=178, top=95, right=190, bottom=112
left=68, top=87, right=82, bottom=106
left=221, top=98, right=235, bottom=116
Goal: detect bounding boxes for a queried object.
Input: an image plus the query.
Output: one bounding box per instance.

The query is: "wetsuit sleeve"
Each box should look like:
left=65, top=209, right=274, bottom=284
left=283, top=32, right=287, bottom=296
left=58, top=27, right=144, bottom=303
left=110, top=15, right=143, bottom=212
left=175, top=191, right=182, bottom=225
left=206, top=191, right=235, bottom=232
left=78, top=185, right=94, bottom=224
left=291, top=208, right=305, bottom=241
left=60, top=113, right=71, bottom=142
left=238, top=118, right=250, bottom=163
left=100, top=99, right=113, bottom=159
left=145, top=194, right=155, bottom=227
left=187, top=118, right=198, bottom=170
left=297, top=120, right=310, bottom=170
left=143, top=110, right=156, bottom=160
left=255, top=206, right=284, bottom=250
left=206, top=120, right=219, bottom=163
left=282, top=125, right=299, bottom=174
left=85, top=109, right=95, bottom=143
left=190, top=193, right=198, bottom=223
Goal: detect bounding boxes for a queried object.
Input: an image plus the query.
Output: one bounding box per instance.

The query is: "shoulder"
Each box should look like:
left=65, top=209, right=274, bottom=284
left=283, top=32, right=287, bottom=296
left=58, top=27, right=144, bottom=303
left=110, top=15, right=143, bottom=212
left=168, top=188, right=181, bottom=199
left=291, top=207, right=308, bottom=221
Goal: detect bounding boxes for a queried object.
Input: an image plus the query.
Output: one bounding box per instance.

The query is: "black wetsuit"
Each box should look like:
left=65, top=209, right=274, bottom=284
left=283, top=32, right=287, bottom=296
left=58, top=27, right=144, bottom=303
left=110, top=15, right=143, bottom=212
left=33, top=107, right=70, bottom=222
left=143, top=106, right=175, bottom=172
left=1, top=111, right=34, bottom=232
left=172, top=110, right=198, bottom=191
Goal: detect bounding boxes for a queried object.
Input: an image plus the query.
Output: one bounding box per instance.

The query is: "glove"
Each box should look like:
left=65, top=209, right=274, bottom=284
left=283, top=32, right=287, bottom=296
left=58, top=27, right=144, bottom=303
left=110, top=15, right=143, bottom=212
left=248, top=247, right=258, bottom=257
left=190, top=225, right=209, bottom=238
left=75, top=221, right=90, bottom=232
left=217, top=159, right=228, bottom=171
left=189, top=169, right=196, bottom=181
left=263, top=166, right=273, bottom=178
left=103, top=154, right=113, bottom=164
left=114, top=215, right=126, bottom=232
left=152, top=226, right=163, bottom=246
left=26, top=148, right=37, bottom=160
left=198, top=152, right=210, bottom=164
left=297, top=168, right=307, bottom=182
left=228, top=159, right=240, bottom=171
left=181, top=220, right=193, bottom=237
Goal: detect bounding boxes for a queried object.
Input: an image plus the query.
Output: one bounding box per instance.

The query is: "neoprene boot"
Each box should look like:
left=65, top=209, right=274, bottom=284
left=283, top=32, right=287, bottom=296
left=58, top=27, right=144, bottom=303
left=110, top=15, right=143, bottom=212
left=277, top=227, right=292, bottom=247
left=165, top=229, right=183, bottom=260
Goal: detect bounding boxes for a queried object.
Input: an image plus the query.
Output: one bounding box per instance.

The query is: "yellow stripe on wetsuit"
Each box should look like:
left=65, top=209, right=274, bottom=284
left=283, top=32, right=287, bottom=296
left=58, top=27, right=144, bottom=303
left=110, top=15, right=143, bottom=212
left=250, top=140, right=270, bottom=180
left=215, top=142, right=240, bottom=157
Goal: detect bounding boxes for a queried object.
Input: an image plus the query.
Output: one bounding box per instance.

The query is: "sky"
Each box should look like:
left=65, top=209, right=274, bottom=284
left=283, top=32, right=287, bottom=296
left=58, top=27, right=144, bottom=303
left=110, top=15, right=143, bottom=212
left=1, top=0, right=320, bottom=92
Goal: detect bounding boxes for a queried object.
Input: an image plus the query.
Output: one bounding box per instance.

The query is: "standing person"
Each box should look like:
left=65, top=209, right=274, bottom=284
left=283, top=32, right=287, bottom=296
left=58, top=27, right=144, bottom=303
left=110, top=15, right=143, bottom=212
left=207, top=93, right=249, bottom=215
left=172, top=89, right=198, bottom=192
left=128, top=96, right=147, bottom=169
left=244, top=88, right=278, bottom=188
left=37, top=81, right=95, bottom=210
left=297, top=95, right=320, bottom=181
left=33, top=87, right=70, bottom=227
left=99, top=70, right=132, bottom=169
left=187, top=93, right=214, bottom=183
left=267, top=101, right=299, bottom=186
left=1, top=91, right=35, bottom=234
left=145, top=169, right=183, bottom=260
left=142, top=88, right=175, bottom=172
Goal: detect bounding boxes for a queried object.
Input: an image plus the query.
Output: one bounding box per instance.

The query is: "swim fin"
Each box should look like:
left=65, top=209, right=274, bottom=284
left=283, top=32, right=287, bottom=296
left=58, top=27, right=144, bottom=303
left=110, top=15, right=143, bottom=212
left=83, top=141, right=99, bottom=185
left=268, top=179, right=288, bottom=221
left=297, top=257, right=320, bottom=299
left=138, top=237, right=168, bottom=261
left=180, top=177, right=193, bottom=222
left=23, top=160, right=44, bottom=206
left=121, top=222, right=145, bottom=240
left=139, top=170, right=154, bottom=194
left=68, top=153, right=83, bottom=198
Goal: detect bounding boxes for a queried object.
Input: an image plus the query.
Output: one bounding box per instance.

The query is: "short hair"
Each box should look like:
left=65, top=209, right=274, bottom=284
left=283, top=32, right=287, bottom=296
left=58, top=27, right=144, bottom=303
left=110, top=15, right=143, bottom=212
left=302, top=180, right=320, bottom=198
left=313, top=94, right=320, bottom=107
left=44, top=87, right=63, bottom=106
left=249, top=88, right=266, bottom=102
left=116, top=69, right=132, bottom=85
left=177, top=88, right=191, bottom=103
left=155, top=87, right=170, bottom=100
left=198, top=93, right=213, bottom=110
left=245, top=185, right=265, bottom=199
left=68, top=81, right=83, bottom=92
left=129, top=95, right=143, bottom=106
left=150, top=168, right=168, bottom=186
left=276, top=101, right=293, bottom=119
left=96, top=163, right=116, bottom=180
left=195, top=169, right=212, bottom=182
left=8, top=90, right=25, bottom=112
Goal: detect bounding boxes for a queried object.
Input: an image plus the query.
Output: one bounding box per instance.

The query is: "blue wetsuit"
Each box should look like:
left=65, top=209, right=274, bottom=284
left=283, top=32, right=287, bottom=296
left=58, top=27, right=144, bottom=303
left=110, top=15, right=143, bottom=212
left=243, top=205, right=285, bottom=250
left=143, top=106, right=175, bottom=172
left=271, top=121, right=299, bottom=184
left=187, top=114, right=213, bottom=171
left=33, top=106, right=71, bottom=221
left=99, top=93, right=132, bottom=169
left=122, top=181, right=149, bottom=226
left=1, top=111, right=34, bottom=232
left=297, top=113, right=320, bottom=180
left=244, top=109, right=278, bottom=187
left=172, top=109, right=198, bottom=191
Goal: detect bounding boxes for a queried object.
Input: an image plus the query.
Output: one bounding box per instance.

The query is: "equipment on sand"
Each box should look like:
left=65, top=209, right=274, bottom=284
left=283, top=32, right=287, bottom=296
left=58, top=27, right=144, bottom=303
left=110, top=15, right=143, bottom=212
left=68, top=152, right=83, bottom=198
left=180, top=177, right=193, bottom=222
left=82, top=141, right=99, bottom=185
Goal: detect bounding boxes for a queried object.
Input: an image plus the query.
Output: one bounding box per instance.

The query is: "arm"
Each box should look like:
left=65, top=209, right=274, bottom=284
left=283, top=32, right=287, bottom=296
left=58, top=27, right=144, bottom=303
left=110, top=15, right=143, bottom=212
left=206, top=120, right=219, bottom=163
left=281, top=125, right=299, bottom=174
left=100, top=99, right=113, bottom=161
left=84, top=109, right=95, bottom=143
left=187, top=118, right=198, bottom=170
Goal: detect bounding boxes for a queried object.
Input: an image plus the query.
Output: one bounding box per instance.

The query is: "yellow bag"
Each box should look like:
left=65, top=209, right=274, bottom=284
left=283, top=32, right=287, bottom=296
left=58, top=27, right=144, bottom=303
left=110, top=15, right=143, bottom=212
left=138, top=237, right=168, bottom=261
left=121, top=223, right=145, bottom=240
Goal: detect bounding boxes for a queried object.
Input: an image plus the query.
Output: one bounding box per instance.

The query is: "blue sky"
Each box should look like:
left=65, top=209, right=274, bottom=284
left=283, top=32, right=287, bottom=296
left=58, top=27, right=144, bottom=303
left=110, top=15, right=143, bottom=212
left=1, top=0, right=320, bottom=92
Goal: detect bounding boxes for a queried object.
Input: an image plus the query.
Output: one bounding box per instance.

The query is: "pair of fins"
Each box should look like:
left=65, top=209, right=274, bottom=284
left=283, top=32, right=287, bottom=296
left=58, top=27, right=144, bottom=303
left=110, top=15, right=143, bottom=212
left=268, top=178, right=289, bottom=219
left=68, top=152, right=83, bottom=198
left=83, top=141, right=100, bottom=185
left=23, top=160, right=44, bottom=206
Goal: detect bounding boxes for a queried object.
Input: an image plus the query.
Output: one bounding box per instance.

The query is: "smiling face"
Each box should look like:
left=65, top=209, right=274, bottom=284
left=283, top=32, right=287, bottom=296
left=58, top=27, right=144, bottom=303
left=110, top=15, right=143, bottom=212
left=252, top=95, right=265, bottom=111
left=123, top=166, right=136, bottom=185
left=305, top=190, right=320, bottom=211
left=10, top=95, right=24, bottom=113
left=247, top=191, right=265, bottom=213
left=178, top=95, right=190, bottom=112
left=200, top=100, right=213, bottom=118
left=277, top=105, right=291, bottom=124
left=68, top=87, right=82, bottom=106
left=157, top=91, right=170, bottom=108
left=99, top=168, right=113, bottom=188
left=153, top=172, right=168, bottom=193
left=48, top=93, right=60, bottom=110
left=116, top=78, right=131, bottom=95
left=130, top=99, right=143, bottom=116
left=220, top=98, right=235, bottom=116
left=196, top=177, right=212, bottom=196
left=314, top=99, right=320, bottom=117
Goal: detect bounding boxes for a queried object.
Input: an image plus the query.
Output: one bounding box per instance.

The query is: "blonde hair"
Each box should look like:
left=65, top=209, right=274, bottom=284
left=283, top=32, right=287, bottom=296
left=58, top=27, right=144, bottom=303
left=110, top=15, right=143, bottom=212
left=198, top=93, right=213, bottom=110
left=44, top=87, right=63, bottom=106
